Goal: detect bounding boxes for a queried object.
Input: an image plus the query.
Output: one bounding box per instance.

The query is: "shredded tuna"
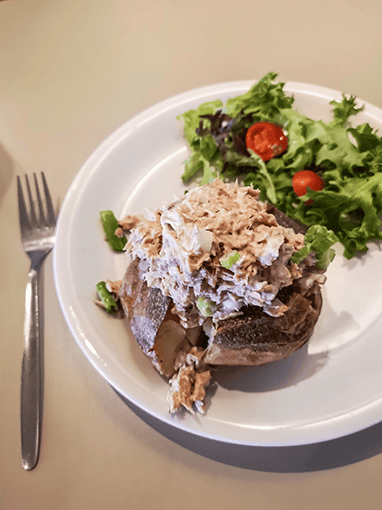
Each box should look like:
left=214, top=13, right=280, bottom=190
left=115, top=227, right=124, bottom=238
left=106, top=280, right=122, bottom=294
left=118, top=214, right=142, bottom=231
left=126, top=179, right=306, bottom=327
left=167, top=347, right=211, bottom=414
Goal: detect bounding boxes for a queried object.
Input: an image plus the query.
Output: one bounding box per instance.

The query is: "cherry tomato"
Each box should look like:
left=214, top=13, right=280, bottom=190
left=245, top=122, right=288, bottom=161
left=292, top=170, right=324, bottom=200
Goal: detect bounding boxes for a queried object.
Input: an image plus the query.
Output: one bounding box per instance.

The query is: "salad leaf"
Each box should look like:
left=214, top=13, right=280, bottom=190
left=177, top=99, right=223, bottom=149
left=178, top=72, right=382, bottom=259
left=224, top=71, right=294, bottom=118
left=330, top=95, right=364, bottom=127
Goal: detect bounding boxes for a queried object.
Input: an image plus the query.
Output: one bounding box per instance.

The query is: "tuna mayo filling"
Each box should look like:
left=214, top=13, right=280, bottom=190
left=126, top=179, right=305, bottom=328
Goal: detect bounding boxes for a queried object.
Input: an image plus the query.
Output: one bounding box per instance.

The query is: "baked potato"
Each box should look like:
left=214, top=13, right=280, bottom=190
left=116, top=179, right=332, bottom=413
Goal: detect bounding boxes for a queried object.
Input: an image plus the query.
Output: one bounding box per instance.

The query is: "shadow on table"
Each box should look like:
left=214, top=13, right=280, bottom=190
left=0, top=142, right=14, bottom=206
left=114, top=388, right=382, bottom=473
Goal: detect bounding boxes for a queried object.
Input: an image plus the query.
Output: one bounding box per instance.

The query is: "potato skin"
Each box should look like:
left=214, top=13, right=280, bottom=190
left=119, top=257, right=202, bottom=377
left=120, top=257, right=323, bottom=369
left=204, top=281, right=322, bottom=365
left=119, top=258, right=171, bottom=370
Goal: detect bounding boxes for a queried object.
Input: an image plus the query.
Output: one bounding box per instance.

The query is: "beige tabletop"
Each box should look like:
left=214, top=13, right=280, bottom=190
left=2, top=0, right=382, bottom=508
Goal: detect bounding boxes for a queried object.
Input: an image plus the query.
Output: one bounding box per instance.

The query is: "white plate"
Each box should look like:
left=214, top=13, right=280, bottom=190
left=53, top=80, right=382, bottom=446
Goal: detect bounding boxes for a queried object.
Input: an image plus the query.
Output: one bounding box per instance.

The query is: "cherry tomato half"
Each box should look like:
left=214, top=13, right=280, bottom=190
left=245, top=122, right=288, bottom=161
left=292, top=170, right=324, bottom=198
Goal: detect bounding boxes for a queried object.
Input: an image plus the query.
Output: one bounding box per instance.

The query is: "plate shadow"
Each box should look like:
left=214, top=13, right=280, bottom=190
left=212, top=344, right=328, bottom=393
left=113, top=387, right=382, bottom=473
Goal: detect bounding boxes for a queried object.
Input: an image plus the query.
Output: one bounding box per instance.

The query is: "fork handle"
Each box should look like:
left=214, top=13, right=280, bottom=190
left=21, top=266, right=44, bottom=471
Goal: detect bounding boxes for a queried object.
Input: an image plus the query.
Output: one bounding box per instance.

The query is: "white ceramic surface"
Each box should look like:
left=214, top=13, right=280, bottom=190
left=53, top=81, right=382, bottom=446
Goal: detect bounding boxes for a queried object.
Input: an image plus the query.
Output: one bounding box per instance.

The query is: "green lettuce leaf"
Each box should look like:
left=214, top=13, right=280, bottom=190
left=330, top=94, right=364, bottom=127
left=225, top=71, right=294, bottom=119
left=177, top=99, right=223, bottom=148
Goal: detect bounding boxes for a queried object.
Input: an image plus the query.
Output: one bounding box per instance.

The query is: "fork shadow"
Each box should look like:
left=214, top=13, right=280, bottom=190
left=114, top=387, right=382, bottom=473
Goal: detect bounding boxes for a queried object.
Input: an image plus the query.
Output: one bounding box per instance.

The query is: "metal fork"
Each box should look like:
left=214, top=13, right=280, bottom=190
left=17, top=173, right=56, bottom=471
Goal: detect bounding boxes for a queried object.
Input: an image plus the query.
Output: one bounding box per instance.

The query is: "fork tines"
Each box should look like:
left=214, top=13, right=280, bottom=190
left=17, top=173, right=55, bottom=233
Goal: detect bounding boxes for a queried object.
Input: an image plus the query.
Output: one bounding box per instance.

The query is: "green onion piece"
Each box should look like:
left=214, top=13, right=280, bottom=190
left=196, top=296, right=215, bottom=317
left=292, top=225, right=339, bottom=270
left=96, top=281, right=118, bottom=313
left=220, top=250, right=240, bottom=269
left=100, top=210, right=127, bottom=252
